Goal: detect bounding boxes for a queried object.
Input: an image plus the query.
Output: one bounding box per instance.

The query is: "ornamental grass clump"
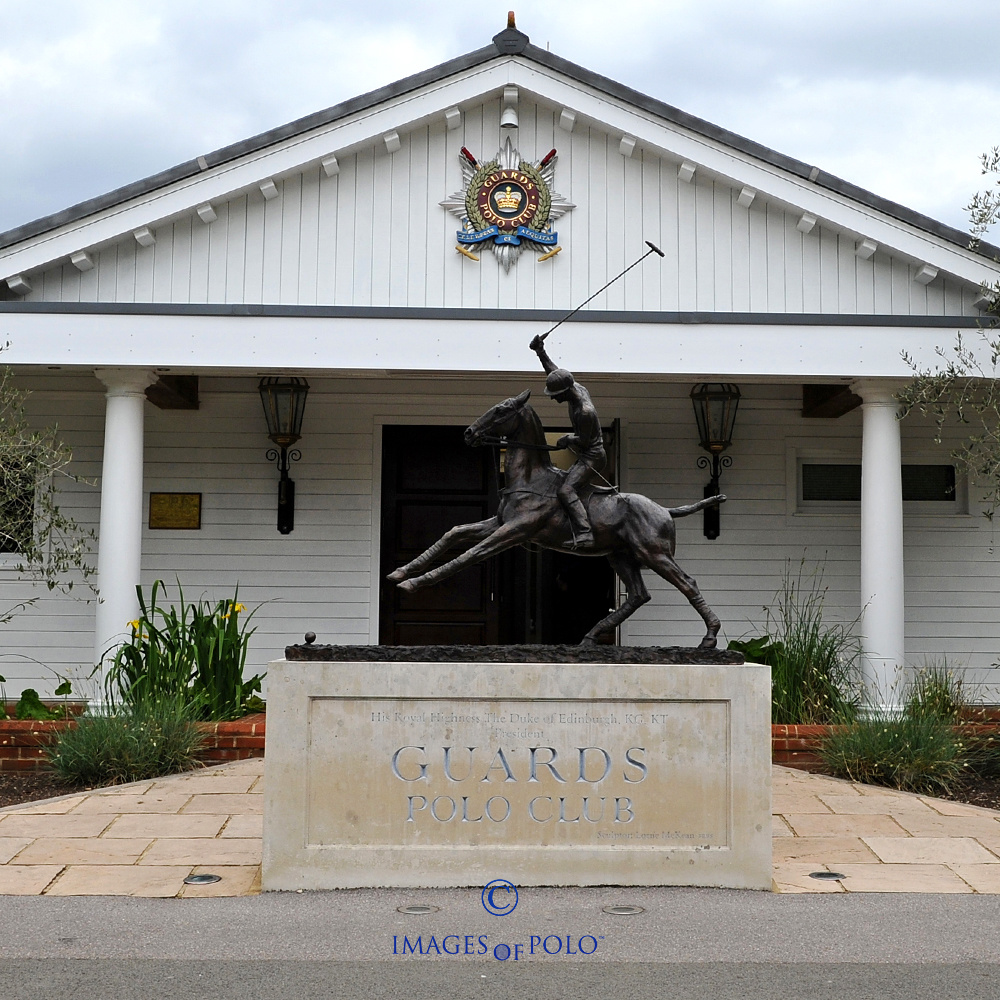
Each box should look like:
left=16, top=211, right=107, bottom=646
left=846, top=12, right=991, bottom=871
left=104, top=580, right=263, bottom=721
left=904, top=664, right=965, bottom=722
left=820, top=668, right=972, bottom=794
left=818, top=709, right=963, bottom=795
left=47, top=703, right=204, bottom=786
left=728, top=560, right=860, bottom=724
left=907, top=665, right=1000, bottom=780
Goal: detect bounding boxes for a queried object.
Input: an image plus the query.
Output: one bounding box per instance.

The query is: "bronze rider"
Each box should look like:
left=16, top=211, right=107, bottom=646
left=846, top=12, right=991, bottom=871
left=529, top=335, right=606, bottom=549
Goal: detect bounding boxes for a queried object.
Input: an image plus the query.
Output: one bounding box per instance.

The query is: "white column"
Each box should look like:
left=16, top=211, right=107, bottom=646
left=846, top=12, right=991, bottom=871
left=93, top=369, right=156, bottom=673
left=853, top=380, right=906, bottom=709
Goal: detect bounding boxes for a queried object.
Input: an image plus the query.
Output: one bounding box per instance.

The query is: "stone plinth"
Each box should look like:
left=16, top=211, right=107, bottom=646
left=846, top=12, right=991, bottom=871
left=262, top=651, right=770, bottom=891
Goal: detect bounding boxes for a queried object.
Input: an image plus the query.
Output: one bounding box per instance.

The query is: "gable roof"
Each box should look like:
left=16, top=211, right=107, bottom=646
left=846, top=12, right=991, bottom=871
left=1, top=19, right=997, bottom=285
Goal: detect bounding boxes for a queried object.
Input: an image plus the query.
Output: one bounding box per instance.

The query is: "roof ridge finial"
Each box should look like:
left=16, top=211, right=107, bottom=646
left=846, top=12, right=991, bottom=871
left=493, top=11, right=530, bottom=54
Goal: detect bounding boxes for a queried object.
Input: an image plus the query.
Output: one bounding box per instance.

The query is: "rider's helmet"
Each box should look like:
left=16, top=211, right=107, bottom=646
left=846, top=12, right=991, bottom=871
left=544, top=368, right=575, bottom=397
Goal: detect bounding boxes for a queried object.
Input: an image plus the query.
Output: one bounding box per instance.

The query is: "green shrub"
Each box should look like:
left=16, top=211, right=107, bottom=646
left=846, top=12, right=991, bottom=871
left=729, top=560, right=860, bottom=724
left=0, top=678, right=76, bottom=720
left=14, top=688, right=62, bottom=721
left=47, top=703, right=204, bottom=786
left=818, top=709, right=963, bottom=795
left=103, top=580, right=263, bottom=720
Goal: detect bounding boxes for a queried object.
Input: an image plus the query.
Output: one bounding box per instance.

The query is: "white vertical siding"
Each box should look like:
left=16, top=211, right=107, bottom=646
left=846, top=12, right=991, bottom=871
left=20, top=97, right=981, bottom=316
left=3, top=373, right=999, bottom=700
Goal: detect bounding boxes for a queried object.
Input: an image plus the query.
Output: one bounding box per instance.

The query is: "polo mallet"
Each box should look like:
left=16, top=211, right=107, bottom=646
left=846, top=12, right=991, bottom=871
left=536, top=240, right=665, bottom=343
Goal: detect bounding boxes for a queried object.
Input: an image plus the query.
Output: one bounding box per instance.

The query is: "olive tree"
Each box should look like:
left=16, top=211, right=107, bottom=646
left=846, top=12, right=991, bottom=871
left=967, top=146, right=1000, bottom=253
left=0, top=349, right=96, bottom=624
left=898, top=149, right=1000, bottom=518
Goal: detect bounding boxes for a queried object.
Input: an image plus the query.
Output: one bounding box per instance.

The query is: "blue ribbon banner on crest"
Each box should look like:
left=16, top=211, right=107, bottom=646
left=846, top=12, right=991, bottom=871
left=458, top=225, right=558, bottom=247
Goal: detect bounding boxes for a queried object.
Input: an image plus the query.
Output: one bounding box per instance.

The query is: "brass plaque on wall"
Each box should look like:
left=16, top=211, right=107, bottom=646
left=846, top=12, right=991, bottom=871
left=149, top=492, right=201, bottom=530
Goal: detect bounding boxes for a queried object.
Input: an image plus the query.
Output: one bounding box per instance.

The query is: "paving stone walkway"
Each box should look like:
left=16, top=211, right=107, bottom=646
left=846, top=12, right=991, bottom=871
left=772, top=765, right=1000, bottom=893
left=0, top=757, right=262, bottom=897
left=1, top=759, right=999, bottom=895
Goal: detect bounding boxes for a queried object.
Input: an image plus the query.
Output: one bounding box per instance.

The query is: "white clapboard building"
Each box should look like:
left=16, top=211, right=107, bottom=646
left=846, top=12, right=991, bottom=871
left=2, top=19, right=999, bottom=705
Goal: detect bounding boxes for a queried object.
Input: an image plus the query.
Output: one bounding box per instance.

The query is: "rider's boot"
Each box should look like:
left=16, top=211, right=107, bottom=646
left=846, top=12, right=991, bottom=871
left=565, top=498, right=595, bottom=550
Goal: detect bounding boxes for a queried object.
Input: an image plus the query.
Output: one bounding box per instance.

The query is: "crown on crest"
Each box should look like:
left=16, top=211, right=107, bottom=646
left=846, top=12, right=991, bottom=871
left=494, top=185, right=523, bottom=211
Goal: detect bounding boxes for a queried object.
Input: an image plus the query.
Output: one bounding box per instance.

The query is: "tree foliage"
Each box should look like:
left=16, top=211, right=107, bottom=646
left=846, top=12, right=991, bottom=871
left=897, top=150, right=1000, bottom=519
left=0, top=350, right=96, bottom=623
left=899, top=333, right=1000, bottom=519
left=967, top=146, right=1000, bottom=252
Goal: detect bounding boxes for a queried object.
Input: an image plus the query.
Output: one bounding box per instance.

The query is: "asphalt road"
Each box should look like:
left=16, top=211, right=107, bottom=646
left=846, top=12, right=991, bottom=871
left=0, top=888, right=997, bottom=998
left=0, top=960, right=998, bottom=1000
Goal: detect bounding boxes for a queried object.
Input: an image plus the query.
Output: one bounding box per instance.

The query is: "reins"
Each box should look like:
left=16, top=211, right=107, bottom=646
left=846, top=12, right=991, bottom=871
left=478, top=433, right=560, bottom=451
left=480, top=433, right=622, bottom=495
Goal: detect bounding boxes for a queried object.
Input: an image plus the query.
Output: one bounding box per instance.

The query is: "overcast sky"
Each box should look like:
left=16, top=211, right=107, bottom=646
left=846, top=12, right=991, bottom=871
left=0, top=0, right=997, bottom=237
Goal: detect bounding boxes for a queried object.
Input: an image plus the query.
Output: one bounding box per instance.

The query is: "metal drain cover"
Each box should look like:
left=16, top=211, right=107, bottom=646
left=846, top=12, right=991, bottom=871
left=183, top=874, right=222, bottom=885
left=603, top=904, right=645, bottom=915
left=397, top=904, right=440, bottom=914
left=808, top=871, right=846, bottom=880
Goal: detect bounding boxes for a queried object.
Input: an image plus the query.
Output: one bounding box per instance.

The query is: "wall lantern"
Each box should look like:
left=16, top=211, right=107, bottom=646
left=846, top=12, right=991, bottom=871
left=690, top=383, right=740, bottom=540
left=259, top=376, right=309, bottom=535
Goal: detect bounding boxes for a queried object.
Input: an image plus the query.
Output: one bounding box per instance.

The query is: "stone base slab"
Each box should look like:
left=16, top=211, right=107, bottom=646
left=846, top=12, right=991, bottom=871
left=285, top=643, right=744, bottom=664
left=262, top=659, right=771, bottom=890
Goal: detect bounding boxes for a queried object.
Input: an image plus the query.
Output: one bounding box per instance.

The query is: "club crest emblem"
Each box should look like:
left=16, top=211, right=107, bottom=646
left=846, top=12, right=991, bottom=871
left=440, top=136, right=575, bottom=271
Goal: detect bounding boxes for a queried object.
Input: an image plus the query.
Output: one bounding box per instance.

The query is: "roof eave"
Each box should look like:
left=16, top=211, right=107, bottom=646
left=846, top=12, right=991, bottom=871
left=0, top=42, right=502, bottom=251
left=521, top=44, right=1000, bottom=262
left=1, top=36, right=997, bottom=264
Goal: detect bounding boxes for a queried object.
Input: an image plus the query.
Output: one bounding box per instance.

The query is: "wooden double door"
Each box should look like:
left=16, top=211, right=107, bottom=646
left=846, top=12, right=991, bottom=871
left=378, top=425, right=616, bottom=646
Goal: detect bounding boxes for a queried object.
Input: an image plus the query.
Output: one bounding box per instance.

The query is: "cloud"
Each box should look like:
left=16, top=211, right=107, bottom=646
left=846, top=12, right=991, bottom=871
left=0, top=0, right=994, bottom=237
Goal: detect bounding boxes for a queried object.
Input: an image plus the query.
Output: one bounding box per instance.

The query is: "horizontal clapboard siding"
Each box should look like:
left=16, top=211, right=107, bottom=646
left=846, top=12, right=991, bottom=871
left=0, top=377, right=105, bottom=700
left=24, top=98, right=979, bottom=316
left=3, top=374, right=998, bottom=699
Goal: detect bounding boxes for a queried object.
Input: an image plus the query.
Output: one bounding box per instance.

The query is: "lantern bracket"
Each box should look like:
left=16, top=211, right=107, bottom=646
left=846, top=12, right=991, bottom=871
left=266, top=446, right=302, bottom=477
left=696, top=453, right=732, bottom=483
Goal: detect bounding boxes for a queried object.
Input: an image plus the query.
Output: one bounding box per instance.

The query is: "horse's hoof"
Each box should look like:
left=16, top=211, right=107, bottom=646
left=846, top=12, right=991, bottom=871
left=398, top=579, right=418, bottom=593
left=698, top=637, right=718, bottom=651
left=578, top=636, right=598, bottom=647
left=387, top=569, right=406, bottom=583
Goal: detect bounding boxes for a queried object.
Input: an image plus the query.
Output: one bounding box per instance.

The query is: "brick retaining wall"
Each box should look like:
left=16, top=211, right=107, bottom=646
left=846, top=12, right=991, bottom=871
left=0, top=713, right=266, bottom=772
left=770, top=720, right=1000, bottom=771
left=197, top=714, right=266, bottom=764
left=0, top=716, right=994, bottom=773
left=771, top=724, right=829, bottom=770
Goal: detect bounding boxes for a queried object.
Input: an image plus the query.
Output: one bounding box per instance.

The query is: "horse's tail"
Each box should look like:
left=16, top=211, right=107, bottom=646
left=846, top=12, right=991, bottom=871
left=667, top=495, right=726, bottom=518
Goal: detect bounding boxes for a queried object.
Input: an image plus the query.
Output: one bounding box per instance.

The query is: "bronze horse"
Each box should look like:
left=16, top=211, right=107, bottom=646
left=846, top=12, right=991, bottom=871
left=387, top=390, right=725, bottom=647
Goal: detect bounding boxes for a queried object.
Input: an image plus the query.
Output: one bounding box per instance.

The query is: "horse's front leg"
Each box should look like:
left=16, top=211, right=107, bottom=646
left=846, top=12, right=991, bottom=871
left=387, top=517, right=499, bottom=583
left=398, top=520, right=530, bottom=592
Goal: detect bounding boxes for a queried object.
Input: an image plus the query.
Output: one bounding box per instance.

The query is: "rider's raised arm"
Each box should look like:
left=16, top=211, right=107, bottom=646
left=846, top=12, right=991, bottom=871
left=529, top=335, right=558, bottom=375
